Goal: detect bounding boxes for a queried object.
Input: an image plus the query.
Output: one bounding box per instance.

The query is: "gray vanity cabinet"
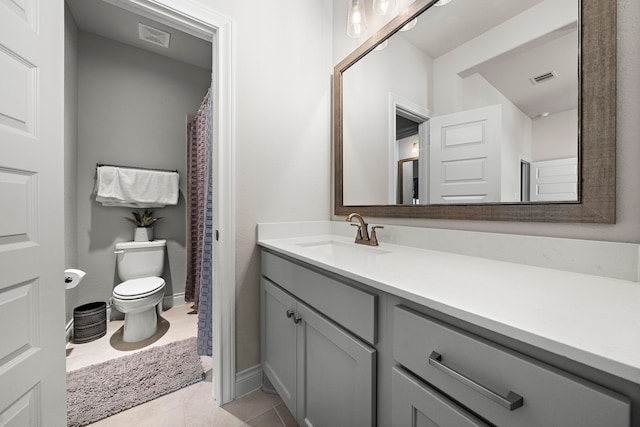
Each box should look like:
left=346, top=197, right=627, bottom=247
left=260, top=249, right=634, bottom=427
left=261, top=277, right=376, bottom=427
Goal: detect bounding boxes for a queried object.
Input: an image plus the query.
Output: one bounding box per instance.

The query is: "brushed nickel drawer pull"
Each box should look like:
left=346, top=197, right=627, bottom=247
left=428, top=351, right=524, bottom=411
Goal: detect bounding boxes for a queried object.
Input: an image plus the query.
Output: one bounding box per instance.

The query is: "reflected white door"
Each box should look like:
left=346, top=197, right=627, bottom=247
left=0, top=0, right=66, bottom=425
left=429, top=105, right=501, bottom=204
left=530, top=157, right=578, bottom=201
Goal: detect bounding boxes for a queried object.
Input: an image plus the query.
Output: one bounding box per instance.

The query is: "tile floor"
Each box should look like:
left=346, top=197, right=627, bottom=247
left=66, top=304, right=297, bottom=427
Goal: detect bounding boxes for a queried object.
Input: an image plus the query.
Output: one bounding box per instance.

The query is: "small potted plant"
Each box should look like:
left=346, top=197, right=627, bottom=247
left=125, top=209, right=162, bottom=242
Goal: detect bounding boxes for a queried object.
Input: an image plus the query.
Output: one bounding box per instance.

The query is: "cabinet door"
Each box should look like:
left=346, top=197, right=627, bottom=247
left=296, top=302, right=376, bottom=427
left=261, top=278, right=298, bottom=415
left=392, top=367, right=489, bottom=427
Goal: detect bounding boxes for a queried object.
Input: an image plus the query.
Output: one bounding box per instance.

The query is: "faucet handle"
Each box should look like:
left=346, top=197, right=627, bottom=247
left=370, top=226, right=384, bottom=246
left=350, top=223, right=363, bottom=240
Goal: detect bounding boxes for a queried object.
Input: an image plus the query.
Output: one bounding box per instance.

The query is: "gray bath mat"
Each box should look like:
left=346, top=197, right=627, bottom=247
left=67, top=337, right=204, bottom=427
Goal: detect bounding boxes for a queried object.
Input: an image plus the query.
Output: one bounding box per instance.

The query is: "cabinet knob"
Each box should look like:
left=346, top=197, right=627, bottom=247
left=286, top=309, right=295, bottom=318
left=293, top=315, right=303, bottom=324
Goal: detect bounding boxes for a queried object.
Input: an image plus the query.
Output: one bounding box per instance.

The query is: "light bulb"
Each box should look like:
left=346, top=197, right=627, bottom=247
left=347, top=0, right=368, bottom=38
left=373, top=0, right=396, bottom=15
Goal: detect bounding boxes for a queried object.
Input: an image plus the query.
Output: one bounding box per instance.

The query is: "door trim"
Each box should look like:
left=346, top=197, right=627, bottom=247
left=387, top=93, right=430, bottom=204
left=103, top=0, right=237, bottom=405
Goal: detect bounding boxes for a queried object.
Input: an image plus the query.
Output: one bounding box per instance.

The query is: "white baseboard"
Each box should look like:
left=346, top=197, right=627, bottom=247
left=235, top=364, right=262, bottom=398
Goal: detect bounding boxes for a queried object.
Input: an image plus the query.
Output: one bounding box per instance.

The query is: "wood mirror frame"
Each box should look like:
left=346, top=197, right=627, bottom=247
left=334, top=0, right=616, bottom=223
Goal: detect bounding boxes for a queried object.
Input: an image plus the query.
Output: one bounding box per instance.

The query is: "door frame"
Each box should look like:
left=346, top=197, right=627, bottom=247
left=103, top=0, right=237, bottom=405
left=397, top=156, right=419, bottom=204
left=387, top=93, right=430, bottom=204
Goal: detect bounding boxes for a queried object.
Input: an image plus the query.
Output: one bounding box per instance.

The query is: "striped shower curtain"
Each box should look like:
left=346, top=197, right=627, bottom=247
left=186, top=89, right=213, bottom=356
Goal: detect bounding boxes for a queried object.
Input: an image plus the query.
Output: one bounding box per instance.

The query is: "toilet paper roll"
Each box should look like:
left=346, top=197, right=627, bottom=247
left=65, top=268, right=86, bottom=290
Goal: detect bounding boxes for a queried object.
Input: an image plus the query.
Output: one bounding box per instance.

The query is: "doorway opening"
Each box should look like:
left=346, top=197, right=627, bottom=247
left=520, top=160, right=531, bottom=202
left=64, top=0, right=236, bottom=406
left=396, top=113, right=420, bottom=204
left=388, top=94, right=430, bottom=205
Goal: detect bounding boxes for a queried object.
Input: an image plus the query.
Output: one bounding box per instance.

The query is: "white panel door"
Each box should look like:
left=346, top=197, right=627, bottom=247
left=530, top=157, right=578, bottom=201
left=429, top=105, right=501, bottom=204
left=0, top=0, right=66, bottom=425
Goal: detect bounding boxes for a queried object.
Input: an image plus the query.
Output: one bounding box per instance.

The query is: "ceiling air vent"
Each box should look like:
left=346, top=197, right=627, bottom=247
left=138, top=23, right=171, bottom=48
left=530, top=71, right=557, bottom=85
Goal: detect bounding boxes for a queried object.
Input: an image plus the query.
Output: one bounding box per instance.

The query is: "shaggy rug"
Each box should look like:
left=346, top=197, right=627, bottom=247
left=67, top=337, right=204, bottom=427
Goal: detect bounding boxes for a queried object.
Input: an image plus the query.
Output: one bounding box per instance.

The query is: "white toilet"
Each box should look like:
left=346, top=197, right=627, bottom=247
left=111, top=240, right=166, bottom=342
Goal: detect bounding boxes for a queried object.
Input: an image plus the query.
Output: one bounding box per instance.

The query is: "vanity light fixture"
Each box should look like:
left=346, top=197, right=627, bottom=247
left=373, top=0, right=397, bottom=15
left=347, top=0, right=368, bottom=38
left=348, top=0, right=447, bottom=38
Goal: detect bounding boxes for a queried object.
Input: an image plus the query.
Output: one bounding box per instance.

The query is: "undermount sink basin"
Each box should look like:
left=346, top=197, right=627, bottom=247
left=295, top=240, right=391, bottom=257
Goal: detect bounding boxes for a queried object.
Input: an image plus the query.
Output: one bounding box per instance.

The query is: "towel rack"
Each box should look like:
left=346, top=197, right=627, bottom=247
left=96, top=162, right=178, bottom=174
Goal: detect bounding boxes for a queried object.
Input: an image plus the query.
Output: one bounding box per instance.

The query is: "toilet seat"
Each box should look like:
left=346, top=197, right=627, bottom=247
left=113, top=277, right=165, bottom=300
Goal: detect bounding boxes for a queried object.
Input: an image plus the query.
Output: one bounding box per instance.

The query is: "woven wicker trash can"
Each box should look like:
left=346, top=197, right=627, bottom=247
left=73, top=302, right=107, bottom=344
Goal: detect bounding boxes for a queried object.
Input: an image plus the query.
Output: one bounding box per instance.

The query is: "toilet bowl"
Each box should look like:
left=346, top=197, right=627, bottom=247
left=112, top=240, right=167, bottom=342
left=112, top=277, right=165, bottom=342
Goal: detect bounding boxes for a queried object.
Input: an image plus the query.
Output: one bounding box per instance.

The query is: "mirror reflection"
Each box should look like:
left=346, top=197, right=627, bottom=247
left=342, top=0, right=578, bottom=206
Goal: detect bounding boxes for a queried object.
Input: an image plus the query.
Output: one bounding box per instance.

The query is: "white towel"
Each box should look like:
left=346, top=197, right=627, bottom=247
left=95, top=166, right=179, bottom=208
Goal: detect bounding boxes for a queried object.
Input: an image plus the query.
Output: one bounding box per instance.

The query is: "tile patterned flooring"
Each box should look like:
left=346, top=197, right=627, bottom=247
left=66, top=304, right=297, bottom=426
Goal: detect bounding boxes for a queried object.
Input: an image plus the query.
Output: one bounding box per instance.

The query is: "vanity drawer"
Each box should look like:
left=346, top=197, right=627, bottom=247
left=393, top=306, right=630, bottom=427
left=262, top=251, right=376, bottom=344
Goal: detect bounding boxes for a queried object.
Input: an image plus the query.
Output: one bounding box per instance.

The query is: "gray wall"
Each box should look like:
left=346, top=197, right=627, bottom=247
left=64, top=5, right=79, bottom=326
left=76, top=32, right=211, bottom=308
left=332, top=0, right=640, bottom=244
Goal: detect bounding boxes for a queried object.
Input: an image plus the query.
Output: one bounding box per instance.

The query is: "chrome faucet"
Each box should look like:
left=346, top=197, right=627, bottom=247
left=346, top=213, right=384, bottom=246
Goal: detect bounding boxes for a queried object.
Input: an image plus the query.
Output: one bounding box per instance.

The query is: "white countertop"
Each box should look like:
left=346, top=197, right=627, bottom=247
left=258, top=232, right=640, bottom=384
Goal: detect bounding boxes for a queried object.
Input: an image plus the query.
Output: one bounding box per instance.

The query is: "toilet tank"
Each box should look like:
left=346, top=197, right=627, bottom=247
left=115, top=240, right=166, bottom=281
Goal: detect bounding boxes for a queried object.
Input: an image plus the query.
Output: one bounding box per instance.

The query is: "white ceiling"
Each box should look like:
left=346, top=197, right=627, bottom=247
left=401, top=0, right=545, bottom=59
left=68, top=0, right=577, bottom=119
left=473, top=26, right=577, bottom=119
left=397, top=0, right=577, bottom=119
left=66, top=0, right=212, bottom=70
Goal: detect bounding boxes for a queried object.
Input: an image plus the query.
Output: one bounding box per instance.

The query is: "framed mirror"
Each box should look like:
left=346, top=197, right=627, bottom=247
left=334, top=0, right=616, bottom=222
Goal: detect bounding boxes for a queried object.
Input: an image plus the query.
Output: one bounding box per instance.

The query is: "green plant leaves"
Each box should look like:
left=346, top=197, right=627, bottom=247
left=124, top=209, right=163, bottom=227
